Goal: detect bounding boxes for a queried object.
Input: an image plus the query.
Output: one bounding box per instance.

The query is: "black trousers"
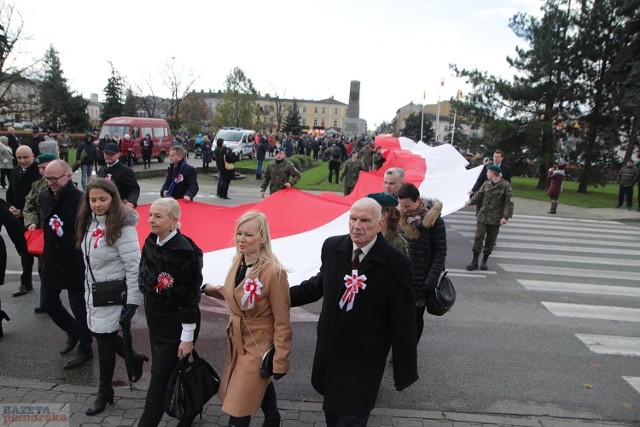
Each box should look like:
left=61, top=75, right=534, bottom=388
left=138, top=301, right=201, bottom=427
left=325, top=411, right=371, bottom=427
left=0, top=169, right=10, bottom=187
left=416, top=304, right=427, bottom=344
left=328, top=161, right=340, bottom=182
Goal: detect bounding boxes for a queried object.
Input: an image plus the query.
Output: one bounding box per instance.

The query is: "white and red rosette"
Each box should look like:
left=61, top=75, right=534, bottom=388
left=49, top=215, right=64, bottom=237
left=339, top=272, right=367, bottom=312
left=91, top=226, right=104, bottom=248
left=241, top=278, right=263, bottom=309
left=105, top=173, right=112, bottom=181
left=153, top=272, right=174, bottom=293
left=174, top=173, right=184, bottom=183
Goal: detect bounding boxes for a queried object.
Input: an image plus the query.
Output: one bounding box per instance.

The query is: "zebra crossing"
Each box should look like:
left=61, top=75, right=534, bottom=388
left=447, top=210, right=640, bottom=396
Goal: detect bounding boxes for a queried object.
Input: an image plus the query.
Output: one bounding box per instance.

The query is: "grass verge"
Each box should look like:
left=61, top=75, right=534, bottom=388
left=511, top=176, right=620, bottom=209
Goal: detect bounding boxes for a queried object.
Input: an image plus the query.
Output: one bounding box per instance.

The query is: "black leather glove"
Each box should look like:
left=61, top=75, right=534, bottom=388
left=272, top=372, right=285, bottom=381
left=416, top=299, right=427, bottom=308
left=119, top=304, right=138, bottom=328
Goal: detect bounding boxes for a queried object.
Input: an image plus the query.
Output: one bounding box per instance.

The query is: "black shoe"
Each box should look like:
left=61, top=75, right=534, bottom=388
left=223, top=196, right=230, bottom=199
left=59, top=337, right=79, bottom=355
left=64, top=351, right=93, bottom=369
left=85, top=389, right=114, bottom=415
left=12, top=284, right=33, bottom=297
left=34, top=307, right=45, bottom=314
left=131, top=353, right=149, bottom=383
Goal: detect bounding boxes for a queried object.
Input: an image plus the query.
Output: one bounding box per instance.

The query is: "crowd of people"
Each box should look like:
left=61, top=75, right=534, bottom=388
left=0, top=125, right=529, bottom=426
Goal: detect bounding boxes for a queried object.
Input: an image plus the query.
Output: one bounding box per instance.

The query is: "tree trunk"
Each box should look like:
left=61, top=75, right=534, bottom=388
left=623, top=113, right=639, bottom=163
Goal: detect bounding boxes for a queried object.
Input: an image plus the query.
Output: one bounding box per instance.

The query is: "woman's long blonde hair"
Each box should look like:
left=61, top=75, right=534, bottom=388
left=231, top=211, right=287, bottom=278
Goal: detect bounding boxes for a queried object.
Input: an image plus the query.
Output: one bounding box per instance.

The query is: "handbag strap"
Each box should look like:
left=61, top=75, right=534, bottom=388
left=242, top=317, right=265, bottom=357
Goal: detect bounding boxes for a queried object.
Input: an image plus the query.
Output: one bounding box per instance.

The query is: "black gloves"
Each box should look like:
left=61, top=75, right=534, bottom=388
left=416, top=299, right=427, bottom=308
left=119, top=304, right=138, bottom=328
left=272, top=372, right=285, bottom=381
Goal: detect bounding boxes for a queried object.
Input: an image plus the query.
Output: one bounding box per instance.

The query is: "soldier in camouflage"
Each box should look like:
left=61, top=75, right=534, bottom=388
left=260, top=147, right=301, bottom=197
left=360, top=142, right=374, bottom=171
left=340, top=150, right=363, bottom=196
left=465, top=164, right=514, bottom=271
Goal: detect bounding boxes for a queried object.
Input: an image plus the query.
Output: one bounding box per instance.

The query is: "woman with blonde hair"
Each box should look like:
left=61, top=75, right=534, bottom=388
left=138, top=197, right=203, bottom=426
left=203, top=211, right=291, bottom=427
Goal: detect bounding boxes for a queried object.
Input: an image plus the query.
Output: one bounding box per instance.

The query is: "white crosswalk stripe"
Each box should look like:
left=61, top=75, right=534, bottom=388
left=446, top=210, right=640, bottom=398
left=575, top=334, right=640, bottom=356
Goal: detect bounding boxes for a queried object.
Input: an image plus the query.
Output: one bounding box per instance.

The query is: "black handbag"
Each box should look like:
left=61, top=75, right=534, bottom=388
left=91, top=279, right=126, bottom=307
left=164, top=350, right=220, bottom=420
left=426, top=270, right=456, bottom=316
left=260, top=343, right=275, bottom=379
left=85, top=254, right=126, bottom=307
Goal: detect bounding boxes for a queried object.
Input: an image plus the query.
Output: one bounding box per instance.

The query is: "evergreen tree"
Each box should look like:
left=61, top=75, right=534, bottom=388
left=401, top=112, right=434, bottom=142
left=123, top=87, right=138, bottom=117
left=39, top=45, right=89, bottom=131
left=101, top=63, right=124, bottom=122
left=282, top=100, right=302, bottom=135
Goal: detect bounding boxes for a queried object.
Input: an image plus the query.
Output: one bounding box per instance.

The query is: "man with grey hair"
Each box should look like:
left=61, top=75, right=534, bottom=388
left=383, top=167, right=404, bottom=196
left=290, top=198, right=418, bottom=427
left=160, top=145, right=198, bottom=201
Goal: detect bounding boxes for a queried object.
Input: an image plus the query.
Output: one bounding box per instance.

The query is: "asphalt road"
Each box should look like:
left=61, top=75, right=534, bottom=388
left=0, top=170, right=638, bottom=424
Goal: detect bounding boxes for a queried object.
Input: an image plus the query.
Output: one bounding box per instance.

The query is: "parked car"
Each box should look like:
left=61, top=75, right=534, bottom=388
left=213, top=128, right=256, bottom=159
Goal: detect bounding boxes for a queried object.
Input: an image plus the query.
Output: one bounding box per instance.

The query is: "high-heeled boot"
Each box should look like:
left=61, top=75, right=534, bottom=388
left=132, top=353, right=149, bottom=383
left=261, top=382, right=281, bottom=426
left=0, top=299, right=9, bottom=338
left=86, top=361, right=115, bottom=415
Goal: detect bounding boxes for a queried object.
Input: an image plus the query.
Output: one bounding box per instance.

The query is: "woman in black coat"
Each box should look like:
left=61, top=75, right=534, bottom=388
left=397, top=183, right=447, bottom=344
left=216, top=145, right=235, bottom=199
left=137, top=198, right=203, bottom=427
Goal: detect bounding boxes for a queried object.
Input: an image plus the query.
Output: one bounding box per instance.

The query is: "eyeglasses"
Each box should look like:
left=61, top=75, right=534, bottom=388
left=44, top=173, right=68, bottom=182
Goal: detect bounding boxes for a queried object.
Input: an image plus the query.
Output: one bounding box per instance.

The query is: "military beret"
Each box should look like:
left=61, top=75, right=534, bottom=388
left=367, top=192, right=398, bottom=207
left=35, top=153, right=57, bottom=165
left=275, top=147, right=284, bottom=154
left=487, top=164, right=501, bottom=174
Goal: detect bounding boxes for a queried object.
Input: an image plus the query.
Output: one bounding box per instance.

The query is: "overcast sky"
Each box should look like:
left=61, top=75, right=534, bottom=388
left=14, top=0, right=541, bottom=128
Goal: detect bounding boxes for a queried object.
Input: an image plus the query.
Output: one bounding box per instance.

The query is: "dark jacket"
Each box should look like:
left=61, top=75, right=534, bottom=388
left=216, top=147, right=235, bottom=181
left=7, top=163, right=40, bottom=211
left=77, top=141, right=97, bottom=165
left=96, top=161, right=141, bottom=207
left=399, top=199, right=447, bottom=300
left=256, top=139, right=268, bottom=161
left=160, top=159, right=199, bottom=199
left=39, top=181, right=85, bottom=290
left=0, top=198, right=28, bottom=257
left=138, top=231, right=203, bottom=323
left=472, top=162, right=512, bottom=193
left=290, top=234, right=418, bottom=414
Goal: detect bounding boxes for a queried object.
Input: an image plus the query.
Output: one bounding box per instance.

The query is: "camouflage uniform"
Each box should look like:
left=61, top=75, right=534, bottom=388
left=260, top=159, right=301, bottom=195
left=360, top=144, right=374, bottom=171
left=468, top=178, right=514, bottom=255
left=23, top=178, right=48, bottom=228
left=340, top=158, right=363, bottom=196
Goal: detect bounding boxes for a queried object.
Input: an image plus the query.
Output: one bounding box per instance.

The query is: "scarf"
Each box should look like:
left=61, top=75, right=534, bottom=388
left=403, top=198, right=428, bottom=227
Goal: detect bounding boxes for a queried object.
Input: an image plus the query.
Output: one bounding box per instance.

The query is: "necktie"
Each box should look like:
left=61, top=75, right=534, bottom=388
left=352, top=248, right=363, bottom=270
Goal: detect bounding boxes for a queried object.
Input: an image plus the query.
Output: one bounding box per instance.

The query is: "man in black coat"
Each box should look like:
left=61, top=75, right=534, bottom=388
left=470, top=149, right=512, bottom=194
left=160, top=146, right=198, bottom=201
left=290, top=198, right=418, bottom=426
left=96, top=142, right=140, bottom=207
left=39, top=160, right=93, bottom=369
left=6, top=145, right=40, bottom=297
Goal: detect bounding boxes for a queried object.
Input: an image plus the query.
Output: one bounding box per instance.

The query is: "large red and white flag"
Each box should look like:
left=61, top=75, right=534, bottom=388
left=135, top=137, right=483, bottom=286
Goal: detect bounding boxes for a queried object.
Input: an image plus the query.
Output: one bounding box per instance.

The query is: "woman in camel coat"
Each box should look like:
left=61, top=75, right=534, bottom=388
left=203, top=211, right=291, bottom=427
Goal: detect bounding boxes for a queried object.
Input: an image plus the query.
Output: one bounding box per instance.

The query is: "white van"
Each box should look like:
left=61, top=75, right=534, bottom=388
left=214, top=128, right=256, bottom=159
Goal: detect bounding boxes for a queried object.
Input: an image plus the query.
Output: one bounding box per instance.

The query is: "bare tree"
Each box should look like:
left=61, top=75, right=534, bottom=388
left=161, top=57, right=197, bottom=129
left=135, top=77, right=161, bottom=118
left=0, top=2, right=38, bottom=121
